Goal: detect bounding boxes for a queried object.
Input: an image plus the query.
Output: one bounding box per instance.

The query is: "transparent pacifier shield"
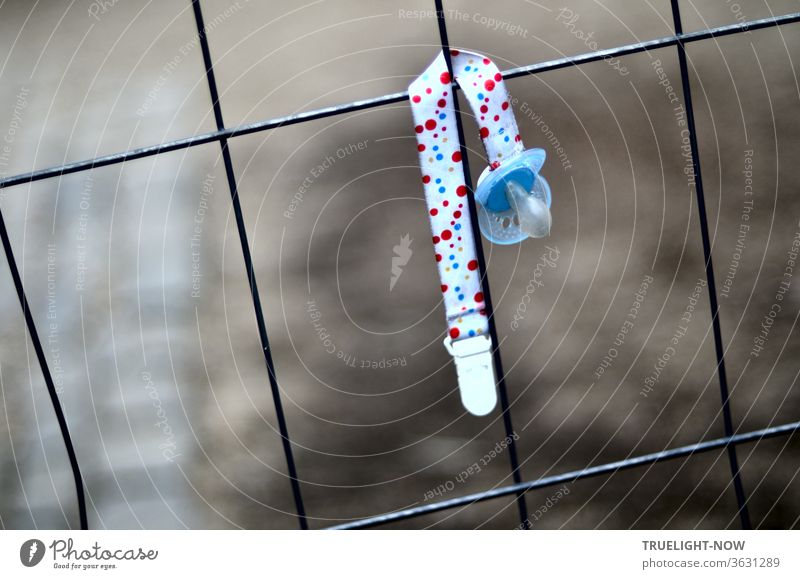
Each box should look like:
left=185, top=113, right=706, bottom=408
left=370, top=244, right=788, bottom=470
left=477, top=202, right=528, bottom=245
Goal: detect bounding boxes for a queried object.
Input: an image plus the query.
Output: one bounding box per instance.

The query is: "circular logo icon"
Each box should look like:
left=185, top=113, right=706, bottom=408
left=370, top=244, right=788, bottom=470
left=20, top=539, right=46, bottom=567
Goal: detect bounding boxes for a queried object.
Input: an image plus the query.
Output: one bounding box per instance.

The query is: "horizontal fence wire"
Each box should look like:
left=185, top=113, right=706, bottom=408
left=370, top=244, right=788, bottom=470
left=0, top=13, right=798, bottom=192
left=328, top=421, right=800, bottom=529
left=0, top=5, right=798, bottom=531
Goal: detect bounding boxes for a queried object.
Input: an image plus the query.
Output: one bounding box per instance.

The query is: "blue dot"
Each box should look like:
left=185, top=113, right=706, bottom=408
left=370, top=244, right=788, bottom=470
left=436, top=153, right=443, bottom=160
left=458, top=294, right=465, bottom=300
left=477, top=93, right=484, bottom=100
left=455, top=286, right=461, bottom=292
left=499, top=127, right=505, bottom=134
left=454, top=224, right=462, bottom=230
left=449, top=255, right=455, bottom=260
left=453, top=263, right=459, bottom=269
left=468, top=329, right=476, bottom=337
left=439, top=113, right=446, bottom=119
left=435, top=178, right=442, bottom=184
left=438, top=186, right=446, bottom=193
left=432, top=145, right=439, bottom=151
left=465, top=66, right=471, bottom=71
left=504, top=136, right=510, bottom=142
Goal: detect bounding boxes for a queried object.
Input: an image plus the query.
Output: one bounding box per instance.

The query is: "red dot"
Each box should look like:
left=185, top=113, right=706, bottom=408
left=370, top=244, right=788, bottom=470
left=483, top=58, right=491, bottom=65
left=484, top=79, right=495, bottom=91
left=494, top=72, right=502, bottom=82
left=449, top=327, right=460, bottom=339
left=456, top=185, right=467, bottom=197
left=425, top=119, right=437, bottom=131
left=480, top=104, right=488, bottom=114
left=450, top=49, right=460, bottom=56
left=418, top=144, right=426, bottom=152
left=430, top=208, right=438, bottom=216
left=425, top=87, right=432, bottom=94
left=468, top=260, right=478, bottom=271
left=436, top=254, right=442, bottom=262
left=415, top=125, right=424, bottom=133
left=412, top=95, right=421, bottom=103
left=441, top=284, right=448, bottom=292
left=432, top=235, right=440, bottom=244
left=479, top=127, right=490, bottom=138
left=480, top=308, right=486, bottom=316
left=474, top=292, right=484, bottom=302
left=515, top=134, right=522, bottom=142
left=502, top=101, right=509, bottom=110
left=494, top=115, right=500, bottom=122
left=440, top=71, right=451, bottom=84
left=438, top=99, right=447, bottom=108
left=441, top=229, right=452, bottom=240
left=443, top=200, right=449, bottom=207
left=422, top=175, right=431, bottom=184
left=452, top=151, right=462, bottom=162
left=491, top=161, right=501, bottom=170
left=454, top=210, right=462, bottom=218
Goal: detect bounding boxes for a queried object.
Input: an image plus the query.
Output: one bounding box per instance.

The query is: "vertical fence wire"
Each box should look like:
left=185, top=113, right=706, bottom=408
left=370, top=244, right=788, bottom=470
left=0, top=210, right=88, bottom=530
left=668, top=0, right=751, bottom=529
left=434, top=0, right=530, bottom=529
left=190, top=0, right=308, bottom=529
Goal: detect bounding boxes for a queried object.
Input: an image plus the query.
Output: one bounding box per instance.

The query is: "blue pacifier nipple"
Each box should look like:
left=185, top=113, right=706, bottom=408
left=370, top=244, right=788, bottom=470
left=474, top=148, right=552, bottom=245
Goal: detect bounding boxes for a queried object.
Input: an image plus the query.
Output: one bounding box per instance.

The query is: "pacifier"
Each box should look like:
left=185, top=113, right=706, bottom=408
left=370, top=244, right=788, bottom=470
left=410, top=48, right=556, bottom=416
left=474, top=148, right=552, bottom=245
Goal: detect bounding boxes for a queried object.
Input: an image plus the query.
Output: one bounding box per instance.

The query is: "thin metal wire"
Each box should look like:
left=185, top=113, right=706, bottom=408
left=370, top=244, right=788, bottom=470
left=434, top=0, right=530, bottom=529
left=191, top=0, right=308, bottom=529
left=0, top=209, right=88, bottom=530
left=328, top=420, right=800, bottom=529
left=669, top=0, right=751, bottom=529
left=1, top=13, right=798, bottom=192
left=0, top=4, right=797, bottom=531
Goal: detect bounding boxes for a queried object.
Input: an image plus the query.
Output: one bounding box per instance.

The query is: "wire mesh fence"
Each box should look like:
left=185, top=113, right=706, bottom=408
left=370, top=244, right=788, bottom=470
left=1, top=0, right=799, bottom=531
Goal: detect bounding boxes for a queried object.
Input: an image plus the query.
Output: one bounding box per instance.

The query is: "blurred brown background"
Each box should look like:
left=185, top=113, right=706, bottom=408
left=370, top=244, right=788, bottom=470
left=0, top=0, right=798, bottom=530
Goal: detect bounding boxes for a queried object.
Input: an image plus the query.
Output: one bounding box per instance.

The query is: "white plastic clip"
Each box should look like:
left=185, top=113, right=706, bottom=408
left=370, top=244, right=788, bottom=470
left=443, top=334, right=498, bottom=416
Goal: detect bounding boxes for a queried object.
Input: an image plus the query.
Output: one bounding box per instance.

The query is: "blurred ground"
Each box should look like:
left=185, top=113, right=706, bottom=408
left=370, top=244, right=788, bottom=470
left=0, top=0, right=798, bottom=529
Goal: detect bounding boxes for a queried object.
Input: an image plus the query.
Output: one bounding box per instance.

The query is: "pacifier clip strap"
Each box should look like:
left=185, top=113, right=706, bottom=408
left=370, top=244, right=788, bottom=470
left=409, top=50, right=522, bottom=415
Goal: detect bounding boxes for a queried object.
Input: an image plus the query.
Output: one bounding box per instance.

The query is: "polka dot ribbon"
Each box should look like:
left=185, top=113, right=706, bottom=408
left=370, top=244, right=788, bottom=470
left=410, top=49, right=523, bottom=342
